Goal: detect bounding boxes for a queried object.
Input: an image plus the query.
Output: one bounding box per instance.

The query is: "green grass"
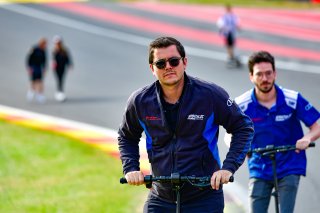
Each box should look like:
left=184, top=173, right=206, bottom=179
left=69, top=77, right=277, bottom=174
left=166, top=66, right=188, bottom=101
left=0, top=120, right=147, bottom=213
left=122, top=0, right=320, bottom=9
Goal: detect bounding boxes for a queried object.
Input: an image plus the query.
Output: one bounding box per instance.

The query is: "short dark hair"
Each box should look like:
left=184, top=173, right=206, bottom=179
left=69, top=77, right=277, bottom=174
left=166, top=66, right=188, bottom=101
left=148, top=37, right=185, bottom=64
left=248, top=51, right=275, bottom=75
left=225, top=3, right=232, bottom=11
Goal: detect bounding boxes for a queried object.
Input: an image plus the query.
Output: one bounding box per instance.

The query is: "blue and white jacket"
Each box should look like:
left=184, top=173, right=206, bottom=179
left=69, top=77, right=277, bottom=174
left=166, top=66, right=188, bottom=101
left=118, top=74, right=254, bottom=202
left=235, top=84, right=320, bottom=180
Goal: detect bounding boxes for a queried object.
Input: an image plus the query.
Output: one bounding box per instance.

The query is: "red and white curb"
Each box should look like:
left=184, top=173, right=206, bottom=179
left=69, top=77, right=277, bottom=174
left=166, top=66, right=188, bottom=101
left=0, top=104, right=150, bottom=173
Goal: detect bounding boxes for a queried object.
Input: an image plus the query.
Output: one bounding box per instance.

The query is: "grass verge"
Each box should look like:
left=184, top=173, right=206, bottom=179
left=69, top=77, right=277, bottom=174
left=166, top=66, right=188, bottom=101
left=0, top=120, right=147, bottom=213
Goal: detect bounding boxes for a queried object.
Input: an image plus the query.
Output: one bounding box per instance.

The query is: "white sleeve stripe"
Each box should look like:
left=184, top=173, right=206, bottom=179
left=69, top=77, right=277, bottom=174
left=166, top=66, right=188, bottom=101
left=235, top=90, right=252, bottom=104
left=235, top=89, right=253, bottom=112
left=282, top=87, right=298, bottom=109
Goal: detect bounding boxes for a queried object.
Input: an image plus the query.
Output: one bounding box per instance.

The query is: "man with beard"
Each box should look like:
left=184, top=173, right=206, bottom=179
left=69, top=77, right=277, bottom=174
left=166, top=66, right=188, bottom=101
left=118, top=36, right=254, bottom=213
left=234, top=51, right=320, bottom=213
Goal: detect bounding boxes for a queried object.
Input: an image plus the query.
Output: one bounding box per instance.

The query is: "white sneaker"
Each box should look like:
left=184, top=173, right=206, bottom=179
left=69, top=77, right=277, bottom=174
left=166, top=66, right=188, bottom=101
left=36, top=94, right=46, bottom=104
left=55, top=92, right=66, bottom=102
left=26, top=90, right=35, bottom=102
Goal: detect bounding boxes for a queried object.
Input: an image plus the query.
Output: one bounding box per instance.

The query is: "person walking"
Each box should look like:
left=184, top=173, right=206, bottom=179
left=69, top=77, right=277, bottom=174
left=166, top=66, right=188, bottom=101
left=118, top=36, right=254, bottom=213
left=217, top=4, right=241, bottom=68
left=52, top=35, right=72, bottom=102
left=234, top=51, right=320, bottom=213
left=26, top=37, right=47, bottom=103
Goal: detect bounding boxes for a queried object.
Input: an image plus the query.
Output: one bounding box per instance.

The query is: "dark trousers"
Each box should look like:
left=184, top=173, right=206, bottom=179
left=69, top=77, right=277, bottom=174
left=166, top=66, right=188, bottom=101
left=55, top=69, right=65, bottom=92
left=143, top=191, right=224, bottom=213
left=249, top=175, right=300, bottom=213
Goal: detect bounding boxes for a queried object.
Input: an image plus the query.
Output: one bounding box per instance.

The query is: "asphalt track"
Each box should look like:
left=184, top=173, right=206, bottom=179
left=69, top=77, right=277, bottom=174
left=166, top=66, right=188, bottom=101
left=0, top=1, right=319, bottom=212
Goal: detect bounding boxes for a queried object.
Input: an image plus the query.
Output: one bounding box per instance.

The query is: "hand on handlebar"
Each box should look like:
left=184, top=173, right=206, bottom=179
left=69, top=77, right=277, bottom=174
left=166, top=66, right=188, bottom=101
left=125, top=171, right=144, bottom=186
left=249, top=142, right=315, bottom=156
left=211, top=170, right=233, bottom=190
left=296, top=138, right=313, bottom=153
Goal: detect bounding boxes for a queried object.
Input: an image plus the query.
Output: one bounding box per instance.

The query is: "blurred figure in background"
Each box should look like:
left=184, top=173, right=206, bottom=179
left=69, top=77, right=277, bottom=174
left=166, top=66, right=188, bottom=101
left=26, top=37, right=47, bottom=103
left=52, top=35, right=72, bottom=102
left=217, top=4, right=241, bottom=68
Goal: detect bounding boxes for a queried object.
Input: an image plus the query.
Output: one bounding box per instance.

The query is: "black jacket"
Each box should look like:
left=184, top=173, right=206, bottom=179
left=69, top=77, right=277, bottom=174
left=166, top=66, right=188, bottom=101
left=27, top=46, right=46, bottom=70
left=118, top=74, right=254, bottom=202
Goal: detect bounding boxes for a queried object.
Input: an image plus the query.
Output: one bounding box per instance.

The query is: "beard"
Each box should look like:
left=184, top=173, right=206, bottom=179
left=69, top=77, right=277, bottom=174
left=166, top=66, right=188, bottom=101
left=256, top=80, right=275, bottom=94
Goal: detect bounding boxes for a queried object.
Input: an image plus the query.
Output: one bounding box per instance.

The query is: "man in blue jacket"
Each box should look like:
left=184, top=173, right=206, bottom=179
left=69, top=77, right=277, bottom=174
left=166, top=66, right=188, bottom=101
left=234, top=51, right=320, bottom=213
left=118, top=36, right=254, bottom=213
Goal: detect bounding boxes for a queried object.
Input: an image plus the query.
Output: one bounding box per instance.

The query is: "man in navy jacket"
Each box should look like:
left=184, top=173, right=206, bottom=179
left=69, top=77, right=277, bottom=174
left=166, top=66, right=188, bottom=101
left=118, top=36, right=254, bottom=213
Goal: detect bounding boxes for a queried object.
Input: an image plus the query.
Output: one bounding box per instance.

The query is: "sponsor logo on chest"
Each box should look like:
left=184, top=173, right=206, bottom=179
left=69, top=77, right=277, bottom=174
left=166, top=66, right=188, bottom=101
left=187, top=114, right=205, bottom=120
left=275, top=113, right=292, bottom=122
left=146, top=116, right=161, bottom=121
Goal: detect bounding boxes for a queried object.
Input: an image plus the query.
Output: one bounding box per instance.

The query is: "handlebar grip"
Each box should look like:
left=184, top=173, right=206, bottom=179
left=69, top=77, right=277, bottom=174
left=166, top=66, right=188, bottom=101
left=309, top=142, right=315, bottom=147
left=120, top=177, right=127, bottom=184
left=229, top=176, right=234, bottom=182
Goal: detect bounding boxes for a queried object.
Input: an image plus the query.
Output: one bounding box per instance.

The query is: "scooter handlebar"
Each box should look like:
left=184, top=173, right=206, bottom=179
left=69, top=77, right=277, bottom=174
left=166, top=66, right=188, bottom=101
left=249, top=142, right=315, bottom=155
left=120, top=174, right=234, bottom=184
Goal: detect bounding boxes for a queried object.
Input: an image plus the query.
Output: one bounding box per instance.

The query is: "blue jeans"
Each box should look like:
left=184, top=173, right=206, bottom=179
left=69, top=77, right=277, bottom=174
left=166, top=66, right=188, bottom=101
left=143, top=191, right=224, bottom=213
left=249, top=175, right=300, bottom=213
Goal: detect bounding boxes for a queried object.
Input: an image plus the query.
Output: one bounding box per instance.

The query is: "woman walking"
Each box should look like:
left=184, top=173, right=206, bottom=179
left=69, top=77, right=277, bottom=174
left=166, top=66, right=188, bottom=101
left=52, top=35, right=72, bottom=102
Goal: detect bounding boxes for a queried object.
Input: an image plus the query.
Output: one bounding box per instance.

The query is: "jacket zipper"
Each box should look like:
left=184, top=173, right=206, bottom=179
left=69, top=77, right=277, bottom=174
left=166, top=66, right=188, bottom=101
left=171, top=82, right=189, bottom=173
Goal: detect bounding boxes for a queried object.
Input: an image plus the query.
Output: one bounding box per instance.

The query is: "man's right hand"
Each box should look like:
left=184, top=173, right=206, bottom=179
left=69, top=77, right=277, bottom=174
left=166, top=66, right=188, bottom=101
left=211, top=170, right=233, bottom=190
left=125, top=171, right=144, bottom=186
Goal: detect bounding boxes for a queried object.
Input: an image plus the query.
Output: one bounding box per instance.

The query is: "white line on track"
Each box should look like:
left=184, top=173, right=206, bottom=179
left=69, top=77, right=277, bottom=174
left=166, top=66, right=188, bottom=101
left=1, top=3, right=320, bottom=75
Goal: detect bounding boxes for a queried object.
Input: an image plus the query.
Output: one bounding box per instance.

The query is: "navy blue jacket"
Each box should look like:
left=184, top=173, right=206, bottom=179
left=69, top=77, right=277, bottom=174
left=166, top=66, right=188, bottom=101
left=118, top=74, right=254, bottom=202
